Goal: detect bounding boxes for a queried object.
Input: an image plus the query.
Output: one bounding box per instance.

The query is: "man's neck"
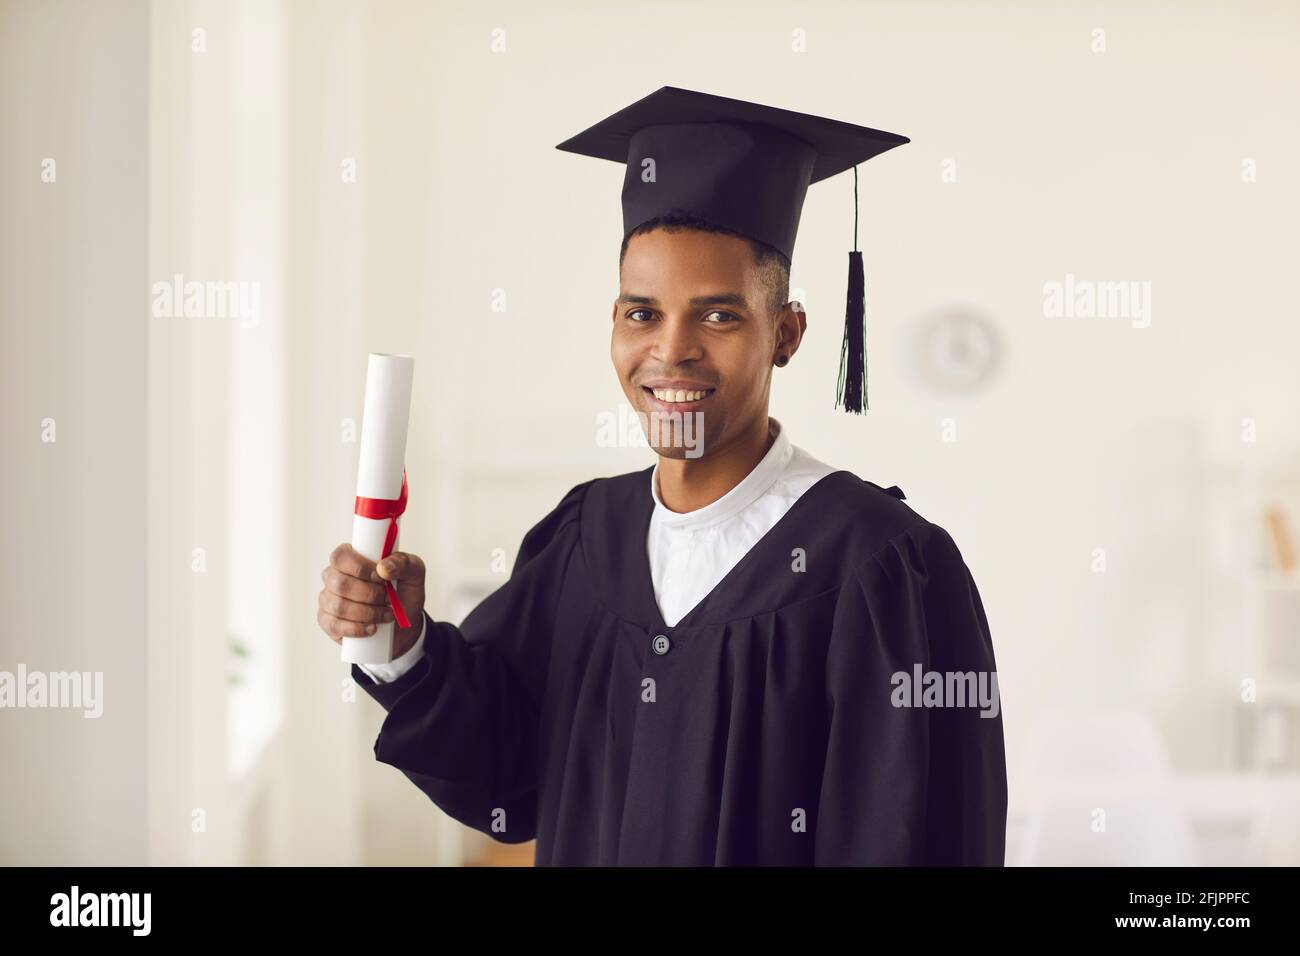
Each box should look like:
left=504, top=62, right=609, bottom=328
left=655, top=415, right=775, bottom=513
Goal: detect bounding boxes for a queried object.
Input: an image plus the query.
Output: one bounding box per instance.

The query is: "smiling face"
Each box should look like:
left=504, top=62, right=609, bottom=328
left=612, top=227, right=804, bottom=461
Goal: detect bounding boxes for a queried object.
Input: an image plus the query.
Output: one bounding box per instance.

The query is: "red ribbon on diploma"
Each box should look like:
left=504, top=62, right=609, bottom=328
left=353, top=466, right=411, bottom=629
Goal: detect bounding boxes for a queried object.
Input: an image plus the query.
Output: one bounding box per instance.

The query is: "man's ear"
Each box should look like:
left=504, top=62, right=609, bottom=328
left=775, top=300, right=807, bottom=360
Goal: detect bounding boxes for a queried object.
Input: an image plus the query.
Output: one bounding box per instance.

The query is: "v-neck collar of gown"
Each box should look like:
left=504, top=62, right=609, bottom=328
left=649, top=417, right=793, bottom=532
left=578, top=450, right=852, bottom=633
left=622, top=416, right=849, bottom=632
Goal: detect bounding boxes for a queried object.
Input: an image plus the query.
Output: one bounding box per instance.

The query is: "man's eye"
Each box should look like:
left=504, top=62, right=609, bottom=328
left=627, top=309, right=654, bottom=322
left=704, top=310, right=738, bottom=323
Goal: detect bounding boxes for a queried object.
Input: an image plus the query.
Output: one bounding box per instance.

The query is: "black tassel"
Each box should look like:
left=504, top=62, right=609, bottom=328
left=836, top=251, right=867, bottom=413
left=836, top=165, right=868, bottom=413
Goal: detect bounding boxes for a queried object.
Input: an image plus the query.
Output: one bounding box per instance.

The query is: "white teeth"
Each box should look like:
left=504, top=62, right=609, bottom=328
left=651, top=388, right=711, bottom=403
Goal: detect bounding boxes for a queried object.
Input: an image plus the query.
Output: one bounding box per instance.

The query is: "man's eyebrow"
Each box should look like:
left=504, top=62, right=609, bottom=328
left=616, top=292, right=752, bottom=308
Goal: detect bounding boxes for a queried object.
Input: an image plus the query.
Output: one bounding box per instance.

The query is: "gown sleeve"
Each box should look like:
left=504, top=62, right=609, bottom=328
left=350, top=479, right=591, bottom=844
left=814, top=521, right=1008, bottom=865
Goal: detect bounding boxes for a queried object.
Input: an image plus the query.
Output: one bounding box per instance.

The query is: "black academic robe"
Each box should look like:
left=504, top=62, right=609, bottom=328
left=351, top=466, right=1008, bottom=866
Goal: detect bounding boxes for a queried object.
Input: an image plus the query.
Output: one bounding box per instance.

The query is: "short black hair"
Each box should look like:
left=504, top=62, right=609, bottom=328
left=618, top=211, right=791, bottom=321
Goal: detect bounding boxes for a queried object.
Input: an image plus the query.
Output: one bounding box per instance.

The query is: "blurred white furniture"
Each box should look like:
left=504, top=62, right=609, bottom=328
left=1008, top=708, right=1300, bottom=865
left=1009, top=709, right=1195, bottom=865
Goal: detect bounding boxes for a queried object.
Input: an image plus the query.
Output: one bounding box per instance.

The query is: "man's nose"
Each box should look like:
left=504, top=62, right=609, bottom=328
left=651, top=314, right=704, bottom=365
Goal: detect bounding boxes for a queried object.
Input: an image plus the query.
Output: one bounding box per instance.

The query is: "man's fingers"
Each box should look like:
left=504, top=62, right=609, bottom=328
left=317, top=608, right=347, bottom=643
left=330, top=542, right=377, bottom=581
left=322, top=566, right=388, bottom=605
left=320, top=545, right=416, bottom=647
left=317, top=607, right=383, bottom=642
left=320, top=589, right=393, bottom=625
left=375, top=551, right=425, bottom=584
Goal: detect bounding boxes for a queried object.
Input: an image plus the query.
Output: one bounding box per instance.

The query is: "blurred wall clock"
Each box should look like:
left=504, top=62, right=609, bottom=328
left=913, top=305, right=1003, bottom=395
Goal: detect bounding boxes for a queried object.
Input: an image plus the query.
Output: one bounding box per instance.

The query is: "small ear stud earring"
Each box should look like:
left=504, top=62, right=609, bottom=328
left=775, top=354, right=788, bottom=367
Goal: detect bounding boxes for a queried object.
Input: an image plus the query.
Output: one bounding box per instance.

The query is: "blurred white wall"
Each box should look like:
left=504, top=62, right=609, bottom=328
left=2, top=0, right=1298, bottom=865
left=0, top=0, right=150, bottom=865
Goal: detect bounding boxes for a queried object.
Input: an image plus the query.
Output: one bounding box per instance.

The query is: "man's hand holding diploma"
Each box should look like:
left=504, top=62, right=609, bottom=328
left=318, top=543, right=426, bottom=659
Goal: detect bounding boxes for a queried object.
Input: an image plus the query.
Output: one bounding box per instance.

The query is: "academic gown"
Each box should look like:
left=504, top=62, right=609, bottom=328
left=350, top=466, right=1008, bottom=866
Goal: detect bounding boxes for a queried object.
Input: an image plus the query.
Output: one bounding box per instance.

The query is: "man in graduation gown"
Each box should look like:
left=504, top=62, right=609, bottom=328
left=318, top=87, right=1008, bottom=866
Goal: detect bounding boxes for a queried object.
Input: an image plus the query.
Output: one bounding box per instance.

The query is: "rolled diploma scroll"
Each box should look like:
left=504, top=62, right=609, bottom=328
left=342, top=353, right=415, bottom=665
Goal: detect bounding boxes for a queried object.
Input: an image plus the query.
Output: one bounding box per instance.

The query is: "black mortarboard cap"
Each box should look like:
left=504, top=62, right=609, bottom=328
left=555, top=86, right=909, bottom=412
